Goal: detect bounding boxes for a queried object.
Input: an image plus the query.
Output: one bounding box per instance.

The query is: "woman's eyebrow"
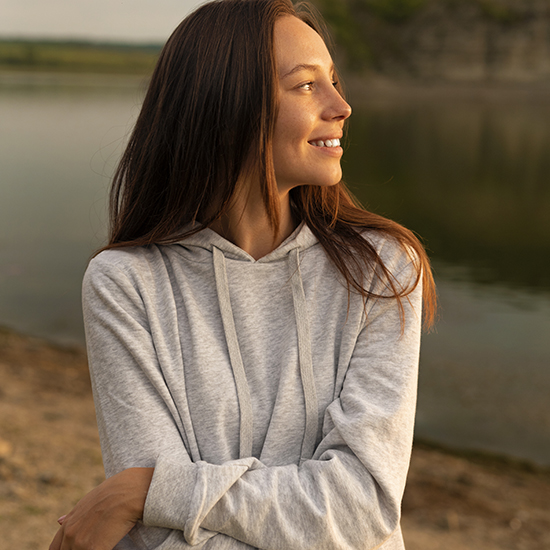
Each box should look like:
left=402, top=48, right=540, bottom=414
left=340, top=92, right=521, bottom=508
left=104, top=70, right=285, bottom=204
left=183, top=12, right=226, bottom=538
left=281, top=63, right=334, bottom=79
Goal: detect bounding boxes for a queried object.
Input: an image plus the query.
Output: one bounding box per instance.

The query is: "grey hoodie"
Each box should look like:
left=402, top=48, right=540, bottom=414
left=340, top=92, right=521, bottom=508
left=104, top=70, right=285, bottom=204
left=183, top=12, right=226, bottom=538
left=82, top=223, right=422, bottom=550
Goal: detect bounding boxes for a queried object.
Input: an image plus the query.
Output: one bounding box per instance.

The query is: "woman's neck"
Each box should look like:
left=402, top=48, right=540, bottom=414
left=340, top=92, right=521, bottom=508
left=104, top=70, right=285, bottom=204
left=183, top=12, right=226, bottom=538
left=209, top=182, right=297, bottom=260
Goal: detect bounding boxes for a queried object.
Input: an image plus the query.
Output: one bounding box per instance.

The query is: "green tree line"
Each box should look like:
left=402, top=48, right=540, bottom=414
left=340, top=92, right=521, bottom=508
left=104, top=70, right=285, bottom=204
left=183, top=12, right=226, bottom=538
left=0, top=40, right=161, bottom=74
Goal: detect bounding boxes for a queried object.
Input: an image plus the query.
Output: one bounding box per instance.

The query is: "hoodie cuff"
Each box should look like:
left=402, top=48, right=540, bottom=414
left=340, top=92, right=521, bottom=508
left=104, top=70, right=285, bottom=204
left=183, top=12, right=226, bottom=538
left=142, top=452, right=197, bottom=530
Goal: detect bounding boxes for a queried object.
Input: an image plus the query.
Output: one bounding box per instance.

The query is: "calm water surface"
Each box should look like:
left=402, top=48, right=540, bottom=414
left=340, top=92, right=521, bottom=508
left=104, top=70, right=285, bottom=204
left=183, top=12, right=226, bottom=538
left=1, top=73, right=549, bottom=465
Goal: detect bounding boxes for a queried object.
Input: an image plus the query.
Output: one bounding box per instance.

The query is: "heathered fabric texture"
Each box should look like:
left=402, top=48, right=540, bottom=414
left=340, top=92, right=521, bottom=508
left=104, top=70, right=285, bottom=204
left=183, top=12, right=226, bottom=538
left=82, top=223, right=422, bottom=550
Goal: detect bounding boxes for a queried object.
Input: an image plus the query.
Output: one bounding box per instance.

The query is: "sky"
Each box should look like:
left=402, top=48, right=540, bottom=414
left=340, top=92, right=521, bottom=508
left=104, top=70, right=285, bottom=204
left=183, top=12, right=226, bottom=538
left=1, top=0, right=205, bottom=42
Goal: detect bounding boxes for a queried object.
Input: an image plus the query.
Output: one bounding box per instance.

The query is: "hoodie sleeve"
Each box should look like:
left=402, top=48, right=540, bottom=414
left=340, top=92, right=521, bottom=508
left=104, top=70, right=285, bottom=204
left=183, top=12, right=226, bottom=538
left=142, top=257, right=422, bottom=550
left=83, top=253, right=245, bottom=549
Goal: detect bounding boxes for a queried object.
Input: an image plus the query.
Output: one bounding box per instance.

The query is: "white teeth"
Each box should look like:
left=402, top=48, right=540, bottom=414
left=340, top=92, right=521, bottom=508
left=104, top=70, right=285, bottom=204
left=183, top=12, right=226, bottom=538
left=312, top=139, right=340, bottom=148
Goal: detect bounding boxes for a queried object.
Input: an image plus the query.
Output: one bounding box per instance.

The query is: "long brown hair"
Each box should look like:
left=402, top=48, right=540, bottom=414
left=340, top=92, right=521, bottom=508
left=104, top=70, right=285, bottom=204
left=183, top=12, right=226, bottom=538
left=105, top=0, right=436, bottom=328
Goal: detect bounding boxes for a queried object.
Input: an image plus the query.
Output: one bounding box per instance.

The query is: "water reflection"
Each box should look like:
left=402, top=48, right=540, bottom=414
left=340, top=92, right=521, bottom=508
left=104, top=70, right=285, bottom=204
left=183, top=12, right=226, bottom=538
left=345, top=99, right=550, bottom=291
left=418, top=276, right=550, bottom=466
left=0, top=74, right=143, bottom=343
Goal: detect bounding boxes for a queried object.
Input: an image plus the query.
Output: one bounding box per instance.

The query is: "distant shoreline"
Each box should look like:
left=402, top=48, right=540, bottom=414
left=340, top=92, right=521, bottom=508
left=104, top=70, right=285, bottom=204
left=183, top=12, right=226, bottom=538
left=3, top=38, right=550, bottom=98
left=345, top=74, right=550, bottom=105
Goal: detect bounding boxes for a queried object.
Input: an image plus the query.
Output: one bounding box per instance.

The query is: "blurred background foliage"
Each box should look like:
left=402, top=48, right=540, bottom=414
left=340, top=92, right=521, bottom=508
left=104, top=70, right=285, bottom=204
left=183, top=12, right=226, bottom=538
left=311, top=0, right=550, bottom=75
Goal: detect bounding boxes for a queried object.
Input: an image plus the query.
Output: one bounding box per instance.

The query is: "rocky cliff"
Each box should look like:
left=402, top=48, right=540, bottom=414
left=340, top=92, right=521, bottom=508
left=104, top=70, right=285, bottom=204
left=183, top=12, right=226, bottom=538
left=315, top=0, right=550, bottom=82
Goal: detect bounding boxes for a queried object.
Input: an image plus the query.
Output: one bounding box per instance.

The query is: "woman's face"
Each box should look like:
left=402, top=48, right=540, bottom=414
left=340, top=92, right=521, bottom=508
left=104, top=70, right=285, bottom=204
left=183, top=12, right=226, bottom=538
left=272, top=16, right=351, bottom=194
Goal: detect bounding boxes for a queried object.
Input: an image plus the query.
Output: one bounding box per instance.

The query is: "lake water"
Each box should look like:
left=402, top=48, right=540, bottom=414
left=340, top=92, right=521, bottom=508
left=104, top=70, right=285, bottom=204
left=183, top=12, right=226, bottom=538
left=1, top=72, right=549, bottom=466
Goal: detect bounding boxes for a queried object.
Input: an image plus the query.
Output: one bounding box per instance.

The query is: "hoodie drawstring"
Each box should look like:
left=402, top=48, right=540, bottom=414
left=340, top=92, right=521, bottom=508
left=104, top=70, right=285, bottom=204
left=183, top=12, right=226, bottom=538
left=213, top=246, right=254, bottom=459
left=212, top=245, right=318, bottom=464
left=289, top=248, right=319, bottom=464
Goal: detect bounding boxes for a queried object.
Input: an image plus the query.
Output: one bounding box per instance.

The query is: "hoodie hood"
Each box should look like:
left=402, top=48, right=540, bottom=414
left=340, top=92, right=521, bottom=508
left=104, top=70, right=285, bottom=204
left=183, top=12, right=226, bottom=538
left=176, top=221, right=318, bottom=263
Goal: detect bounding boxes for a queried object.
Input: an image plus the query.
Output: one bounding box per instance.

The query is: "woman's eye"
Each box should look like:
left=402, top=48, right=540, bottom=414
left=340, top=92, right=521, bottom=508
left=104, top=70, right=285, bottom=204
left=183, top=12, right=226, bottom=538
left=300, top=82, right=314, bottom=90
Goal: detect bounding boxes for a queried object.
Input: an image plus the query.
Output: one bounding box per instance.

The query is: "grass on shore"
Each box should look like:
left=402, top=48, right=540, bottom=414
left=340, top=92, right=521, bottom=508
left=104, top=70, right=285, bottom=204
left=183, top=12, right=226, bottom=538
left=0, top=39, right=162, bottom=74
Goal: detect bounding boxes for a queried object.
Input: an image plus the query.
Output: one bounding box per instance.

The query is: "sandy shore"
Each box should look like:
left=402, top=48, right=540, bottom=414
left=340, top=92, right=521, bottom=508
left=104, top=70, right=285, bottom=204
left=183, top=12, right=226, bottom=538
left=1, top=327, right=548, bottom=549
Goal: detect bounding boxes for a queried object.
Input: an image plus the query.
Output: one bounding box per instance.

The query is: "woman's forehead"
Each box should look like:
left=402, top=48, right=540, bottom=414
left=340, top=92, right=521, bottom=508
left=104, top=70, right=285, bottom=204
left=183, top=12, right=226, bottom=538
left=274, top=16, right=332, bottom=77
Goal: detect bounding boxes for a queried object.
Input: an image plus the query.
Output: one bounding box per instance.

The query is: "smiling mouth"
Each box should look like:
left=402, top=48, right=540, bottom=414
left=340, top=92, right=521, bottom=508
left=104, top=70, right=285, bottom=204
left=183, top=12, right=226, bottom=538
left=308, top=138, right=341, bottom=148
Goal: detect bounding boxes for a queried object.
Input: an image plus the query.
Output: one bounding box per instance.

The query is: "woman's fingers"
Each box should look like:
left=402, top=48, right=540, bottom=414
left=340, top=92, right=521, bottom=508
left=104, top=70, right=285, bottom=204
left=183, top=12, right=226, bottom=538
left=50, top=515, right=136, bottom=550
left=48, top=525, right=64, bottom=550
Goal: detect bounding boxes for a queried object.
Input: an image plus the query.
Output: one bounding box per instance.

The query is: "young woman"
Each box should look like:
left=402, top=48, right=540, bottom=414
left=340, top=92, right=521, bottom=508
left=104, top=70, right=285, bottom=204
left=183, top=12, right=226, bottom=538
left=50, top=1, right=436, bottom=549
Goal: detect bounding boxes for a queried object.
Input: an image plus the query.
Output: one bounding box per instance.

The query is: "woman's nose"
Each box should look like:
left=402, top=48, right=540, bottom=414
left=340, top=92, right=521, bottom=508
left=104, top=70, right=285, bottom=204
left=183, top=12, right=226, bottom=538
left=338, top=98, right=352, bottom=120
left=324, top=89, right=352, bottom=121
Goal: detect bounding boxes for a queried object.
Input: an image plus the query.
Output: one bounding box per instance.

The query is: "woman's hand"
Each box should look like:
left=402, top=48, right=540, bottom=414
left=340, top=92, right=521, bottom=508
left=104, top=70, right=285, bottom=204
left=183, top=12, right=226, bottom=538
left=49, top=467, right=154, bottom=550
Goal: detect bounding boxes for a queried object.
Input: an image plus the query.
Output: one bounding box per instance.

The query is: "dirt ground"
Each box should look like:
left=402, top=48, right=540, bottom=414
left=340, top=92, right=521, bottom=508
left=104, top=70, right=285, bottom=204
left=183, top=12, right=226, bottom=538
left=1, top=327, right=549, bottom=549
